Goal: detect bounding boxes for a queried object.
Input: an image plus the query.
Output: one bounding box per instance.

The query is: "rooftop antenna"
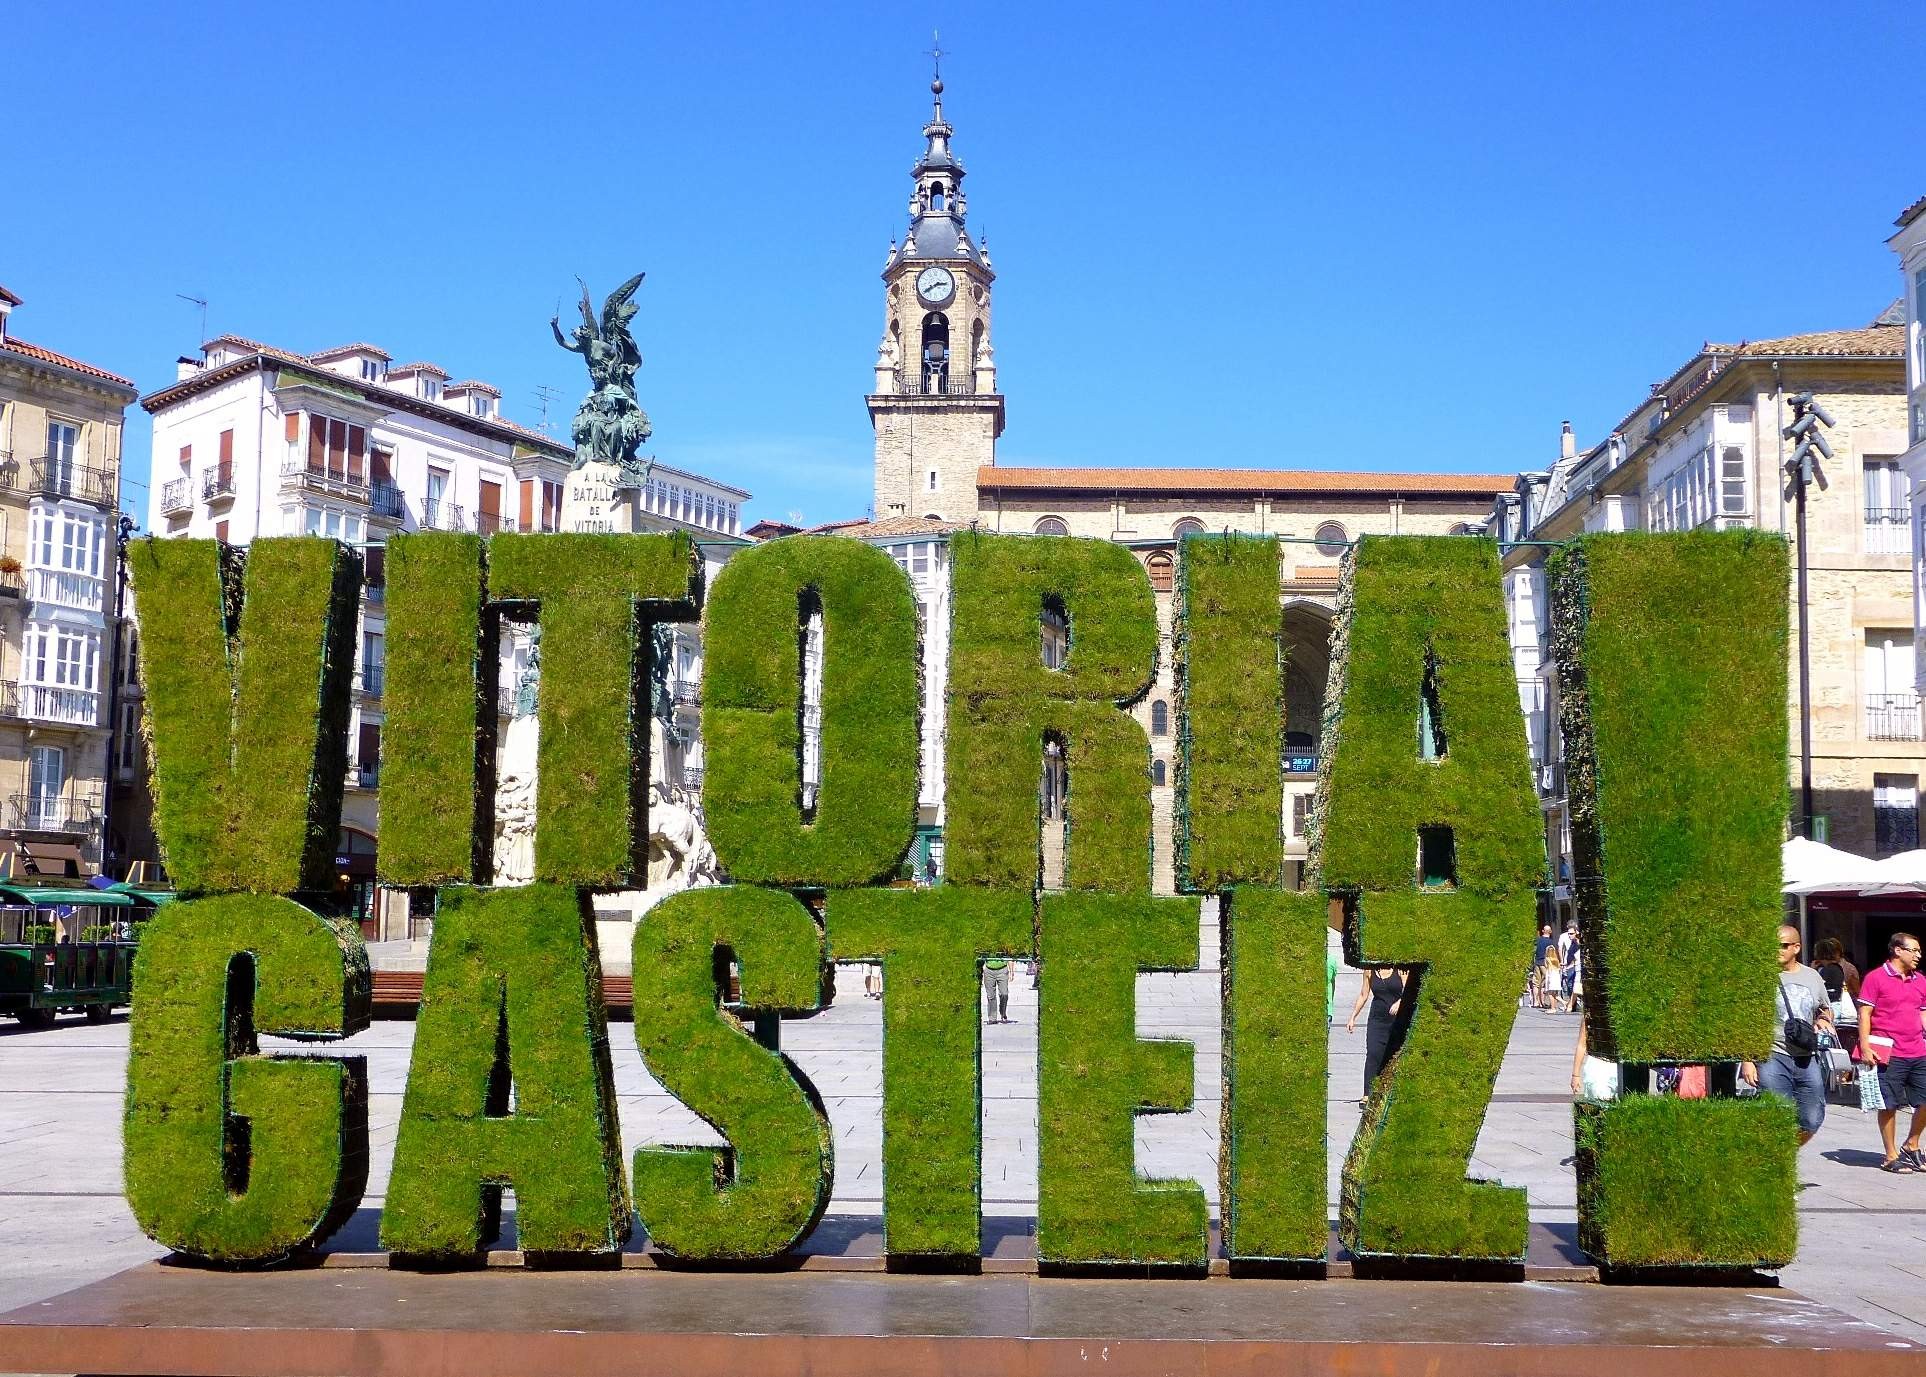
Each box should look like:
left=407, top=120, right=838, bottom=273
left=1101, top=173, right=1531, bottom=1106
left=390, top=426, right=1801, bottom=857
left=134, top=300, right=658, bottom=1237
left=175, top=293, right=208, bottom=348
left=532, top=384, right=564, bottom=436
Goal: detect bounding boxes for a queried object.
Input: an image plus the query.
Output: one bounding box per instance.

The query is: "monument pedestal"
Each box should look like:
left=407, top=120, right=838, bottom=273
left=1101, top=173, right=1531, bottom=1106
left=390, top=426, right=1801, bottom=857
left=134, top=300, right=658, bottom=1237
left=561, top=459, right=641, bottom=533
left=2, top=1260, right=1916, bottom=1377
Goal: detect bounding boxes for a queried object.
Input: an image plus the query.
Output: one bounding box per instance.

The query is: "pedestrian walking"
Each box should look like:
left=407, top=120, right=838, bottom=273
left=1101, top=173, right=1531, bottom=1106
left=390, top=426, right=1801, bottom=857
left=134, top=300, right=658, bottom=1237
left=1532, top=923, right=1557, bottom=1010
left=1740, top=925, right=1835, bottom=1146
left=1812, top=935, right=1861, bottom=1058
left=983, top=956, right=1013, bottom=1024
left=1557, top=922, right=1581, bottom=1013
left=1858, top=932, right=1926, bottom=1172
left=1346, top=967, right=1410, bottom=1099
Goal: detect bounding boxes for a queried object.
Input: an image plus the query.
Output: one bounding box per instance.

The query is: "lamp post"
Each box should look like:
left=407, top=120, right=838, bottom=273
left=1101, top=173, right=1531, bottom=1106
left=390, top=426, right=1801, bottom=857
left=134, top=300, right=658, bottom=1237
left=1783, top=392, right=1833, bottom=840
left=98, top=512, right=137, bottom=879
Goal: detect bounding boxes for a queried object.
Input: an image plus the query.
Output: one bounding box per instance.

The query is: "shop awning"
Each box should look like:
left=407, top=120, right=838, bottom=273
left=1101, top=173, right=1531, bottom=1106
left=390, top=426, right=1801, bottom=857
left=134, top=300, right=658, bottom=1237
left=105, top=882, right=177, bottom=906
left=0, top=885, right=137, bottom=909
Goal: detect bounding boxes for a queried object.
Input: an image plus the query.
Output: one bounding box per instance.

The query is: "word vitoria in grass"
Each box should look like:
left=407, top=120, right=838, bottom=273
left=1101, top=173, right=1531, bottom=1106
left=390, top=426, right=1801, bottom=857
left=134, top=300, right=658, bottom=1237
left=123, top=530, right=1794, bottom=1274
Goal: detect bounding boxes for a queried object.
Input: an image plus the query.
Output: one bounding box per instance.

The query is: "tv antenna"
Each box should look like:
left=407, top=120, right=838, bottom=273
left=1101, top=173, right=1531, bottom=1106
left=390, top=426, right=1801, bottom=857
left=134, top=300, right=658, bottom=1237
left=175, top=293, right=208, bottom=347
left=532, top=384, right=565, bottom=436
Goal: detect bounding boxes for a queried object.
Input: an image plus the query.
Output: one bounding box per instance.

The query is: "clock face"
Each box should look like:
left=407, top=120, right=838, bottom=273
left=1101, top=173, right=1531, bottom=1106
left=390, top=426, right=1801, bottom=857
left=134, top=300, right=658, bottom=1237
left=916, top=265, right=956, bottom=307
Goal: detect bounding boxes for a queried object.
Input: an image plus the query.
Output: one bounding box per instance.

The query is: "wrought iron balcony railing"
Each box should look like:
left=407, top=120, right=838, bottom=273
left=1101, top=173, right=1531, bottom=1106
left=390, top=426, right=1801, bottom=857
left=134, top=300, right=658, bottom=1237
left=1867, top=692, right=1923, bottom=742
left=370, top=482, right=404, bottom=520
left=357, top=666, right=384, bottom=698
left=160, top=477, right=193, bottom=515
left=9, top=790, right=103, bottom=834
left=281, top=456, right=371, bottom=503
left=890, top=370, right=977, bottom=397
left=200, top=467, right=236, bottom=502
left=30, top=458, right=115, bottom=508
left=475, top=512, right=517, bottom=536
left=424, top=499, right=465, bottom=531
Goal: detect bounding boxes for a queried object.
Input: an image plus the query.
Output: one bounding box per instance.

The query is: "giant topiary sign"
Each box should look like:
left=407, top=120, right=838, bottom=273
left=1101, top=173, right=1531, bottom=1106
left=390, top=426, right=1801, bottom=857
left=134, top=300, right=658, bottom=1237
left=123, top=529, right=1794, bottom=1275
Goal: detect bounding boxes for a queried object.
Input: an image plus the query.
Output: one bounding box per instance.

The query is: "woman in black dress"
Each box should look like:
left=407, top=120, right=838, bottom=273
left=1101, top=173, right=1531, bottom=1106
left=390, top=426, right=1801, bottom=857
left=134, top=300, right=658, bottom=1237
left=1345, top=967, right=1410, bottom=1099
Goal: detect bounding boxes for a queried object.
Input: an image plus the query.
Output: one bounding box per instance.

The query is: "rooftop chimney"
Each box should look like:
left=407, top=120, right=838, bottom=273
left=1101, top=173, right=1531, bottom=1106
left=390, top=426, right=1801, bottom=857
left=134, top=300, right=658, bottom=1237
left=175, top=356, right=201, bottom=382
left=1560, top=420, right=1576, bottom=460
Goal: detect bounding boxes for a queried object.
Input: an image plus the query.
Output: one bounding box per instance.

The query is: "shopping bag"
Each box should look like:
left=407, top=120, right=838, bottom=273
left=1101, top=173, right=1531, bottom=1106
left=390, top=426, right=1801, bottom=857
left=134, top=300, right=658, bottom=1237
left=1860, top=1063, right=1887, bottom=1112
left=1677, top=1064, right=1709, bottom=1099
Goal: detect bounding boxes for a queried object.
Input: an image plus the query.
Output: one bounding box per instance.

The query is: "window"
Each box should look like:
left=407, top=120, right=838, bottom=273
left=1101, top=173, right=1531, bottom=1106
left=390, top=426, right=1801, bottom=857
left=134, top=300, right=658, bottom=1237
left=360, top=358, right=384, bottom=382
left=45, top=420, right=78, bottom=475
left=117, top=701, right=140, bottom=773
left=27, top=624, right=99, bottom=692
left=423, top=378, right=440, bottom=401
left=362, top=631, right=385, bottom=695
left=1034, top=516, right=1068, bottom=536
left=928, top=469, right=938, bottom=492
left=1865, top=458, right=1910, bottom=555
left=911, top=543, right=929, bottom=575
left=1145, top=551, right=1173, bottom=592
left=1150, top=700, right=1168, bottom=736
left=1720, top=446, right=1747, bottom=517
left=28, top=745, right=65, bottom=822
left=1875, top=774, right=1920, bottom=855
left=1865, top=630, right=1920, bottom=740
left=1152, top=759, right=1167, bottom=787
left=1313, top=521, right=1348, bottom=555
left=1172, top=517, right=1206, bottom=538
left=426, top=468, right=449, bottom=526
left=214, top=520, right=229, bottom=544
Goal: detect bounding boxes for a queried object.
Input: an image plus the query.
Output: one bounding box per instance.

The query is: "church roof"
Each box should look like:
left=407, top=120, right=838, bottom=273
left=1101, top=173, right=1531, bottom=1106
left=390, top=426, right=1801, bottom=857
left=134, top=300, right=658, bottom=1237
left=976, top=467, right=1513, bottom=499
left=895, top=218, right=987, bottom=268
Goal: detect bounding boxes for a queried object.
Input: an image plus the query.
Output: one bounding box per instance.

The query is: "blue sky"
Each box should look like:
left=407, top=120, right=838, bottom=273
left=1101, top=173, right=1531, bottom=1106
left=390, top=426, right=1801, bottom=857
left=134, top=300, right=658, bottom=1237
left=5, top=1, right=1918, bottom=528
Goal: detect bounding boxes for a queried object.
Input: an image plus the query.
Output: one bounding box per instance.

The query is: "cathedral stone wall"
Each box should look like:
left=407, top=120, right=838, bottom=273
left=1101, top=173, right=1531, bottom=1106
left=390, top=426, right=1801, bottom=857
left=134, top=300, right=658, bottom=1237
left=871, top=404, right=999, bottom=522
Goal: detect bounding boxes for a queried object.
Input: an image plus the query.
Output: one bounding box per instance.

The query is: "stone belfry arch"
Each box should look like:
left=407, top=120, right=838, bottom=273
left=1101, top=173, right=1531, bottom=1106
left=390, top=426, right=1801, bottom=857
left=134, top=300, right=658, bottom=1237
left=868, top=64, right=1004, bottom=522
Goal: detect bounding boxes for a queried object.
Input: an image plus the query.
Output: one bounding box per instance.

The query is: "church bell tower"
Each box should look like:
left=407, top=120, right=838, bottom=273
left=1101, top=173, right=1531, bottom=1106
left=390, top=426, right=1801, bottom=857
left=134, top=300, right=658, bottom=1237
left=868, top=68, right=1003, bottom=523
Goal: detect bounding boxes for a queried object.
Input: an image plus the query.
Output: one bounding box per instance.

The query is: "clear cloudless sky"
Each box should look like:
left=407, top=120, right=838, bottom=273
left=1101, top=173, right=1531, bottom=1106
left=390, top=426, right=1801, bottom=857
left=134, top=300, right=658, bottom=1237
left=4, top=1, right=1919, bottom=528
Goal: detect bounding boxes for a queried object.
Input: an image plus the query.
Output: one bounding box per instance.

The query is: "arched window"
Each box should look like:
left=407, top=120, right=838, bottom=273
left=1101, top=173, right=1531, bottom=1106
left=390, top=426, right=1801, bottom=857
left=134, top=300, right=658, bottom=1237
left=931, top=182, right=946, bottom=211
left=1313, top=521, right=1349, bottom=556
left=1172, top=517, right=1206, bottom=538
left=1145, top=550, right=1173, bottom=593
left=1152, top=759, right=1168, bottom=788
left=1447, top=522, right=1471, bottom=536
left=1034, top=516, right=1069, bottom=536
left=1151, top=700, right=1168, bottom=736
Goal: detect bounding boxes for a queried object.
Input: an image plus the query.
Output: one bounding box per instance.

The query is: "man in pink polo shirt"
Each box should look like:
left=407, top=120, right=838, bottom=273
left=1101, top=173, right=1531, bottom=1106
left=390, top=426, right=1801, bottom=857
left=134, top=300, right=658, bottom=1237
left=1858, top=931, right=1926, bottom=1172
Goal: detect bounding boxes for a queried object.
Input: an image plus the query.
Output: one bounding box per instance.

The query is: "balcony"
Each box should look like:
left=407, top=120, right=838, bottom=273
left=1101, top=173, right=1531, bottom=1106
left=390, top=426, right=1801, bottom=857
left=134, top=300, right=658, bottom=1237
left=672, top=681, right=701, bottom=708
left=0, top=568, right=21, bottom=599
left=1867, top=692, right=1923, bottom=742
left=357, top=666, right=384, bottom=698
left=371, top=482, right=404, bottom=521
left=14, top=682, right=101, bottom=727
left=475, top=512, right=517, bottom=536
left=346, top=765, right=379, bottom=791
left=28, top=567, right=106, bottom=613
left=890, top=370, right=977, bottom=397
left=8, top=790, right=102, bottom=834
left=423, top=499, right=465, bottom=531
left=281, top=457, right=370, bottom=504
left=160, top=477, right=193, bottom=516
left=1864, top=508, right=1911, bottom=556
left=201, top=467, right=237, bottom=504
left=30, top=458, right=115, bottom=509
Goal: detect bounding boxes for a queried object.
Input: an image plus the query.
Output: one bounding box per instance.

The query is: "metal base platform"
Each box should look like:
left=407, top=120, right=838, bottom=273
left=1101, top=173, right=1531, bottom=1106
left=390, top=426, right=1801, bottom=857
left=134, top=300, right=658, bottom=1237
left=3, top=1261, right=1919, bottom=1377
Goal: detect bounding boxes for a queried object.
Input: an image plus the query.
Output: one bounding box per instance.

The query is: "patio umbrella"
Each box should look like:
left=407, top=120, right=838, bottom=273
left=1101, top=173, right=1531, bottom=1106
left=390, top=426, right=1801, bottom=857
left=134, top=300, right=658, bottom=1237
left=1862, top=848, right=1926, bottom=897
left=1782, top=836, right=1883, bottom=895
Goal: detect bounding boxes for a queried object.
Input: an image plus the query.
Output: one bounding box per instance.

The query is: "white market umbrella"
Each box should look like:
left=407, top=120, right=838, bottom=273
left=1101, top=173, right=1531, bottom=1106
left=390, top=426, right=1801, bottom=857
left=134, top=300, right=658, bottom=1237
left=1782, top=836, right=1883, bottom=896
left=1862, top=849, right=1926, bottom=897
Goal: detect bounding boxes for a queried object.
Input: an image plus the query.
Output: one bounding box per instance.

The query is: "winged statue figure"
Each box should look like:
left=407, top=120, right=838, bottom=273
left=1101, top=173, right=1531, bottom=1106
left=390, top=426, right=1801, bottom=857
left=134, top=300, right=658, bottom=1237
left=551, top=272, right=653, bottom=485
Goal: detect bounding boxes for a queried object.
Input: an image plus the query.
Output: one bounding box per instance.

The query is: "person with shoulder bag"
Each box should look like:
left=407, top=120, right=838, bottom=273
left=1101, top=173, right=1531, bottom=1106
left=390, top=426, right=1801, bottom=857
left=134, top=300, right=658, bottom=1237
left=1740, top=925, right=1834, bottom=1146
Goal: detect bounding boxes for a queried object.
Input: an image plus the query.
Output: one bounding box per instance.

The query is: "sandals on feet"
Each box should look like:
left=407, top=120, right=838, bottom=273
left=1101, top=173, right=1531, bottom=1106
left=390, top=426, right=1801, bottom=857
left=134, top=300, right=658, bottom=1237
left=1881, top=1156, right=1918, bottom=1174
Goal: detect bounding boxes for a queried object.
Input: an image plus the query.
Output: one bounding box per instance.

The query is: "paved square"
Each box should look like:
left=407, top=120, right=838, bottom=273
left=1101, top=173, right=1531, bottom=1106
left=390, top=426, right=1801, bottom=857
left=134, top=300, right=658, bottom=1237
left=3, top=917, right=1922, bottom=1345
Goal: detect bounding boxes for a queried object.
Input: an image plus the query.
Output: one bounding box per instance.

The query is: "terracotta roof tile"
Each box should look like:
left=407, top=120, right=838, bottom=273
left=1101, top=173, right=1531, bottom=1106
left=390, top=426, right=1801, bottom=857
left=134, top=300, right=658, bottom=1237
left=306, top=342, right=392, bottom=362
left=827, top=515, right=965, bottom=538
left=443, top=379, right=502, bottom=396
left=976, top=466, right=1512, bottom=497
left=386, top=361, right=449, bottom=377
left=0, top=335, right=135, bottom=389
left=203, top=333, right=308, bottom=365
left=0, top=284, right=21, bottom=307
left=1718, top=326, right=1902, bottom=359
left=1896, top=193, right=1926, bottom=231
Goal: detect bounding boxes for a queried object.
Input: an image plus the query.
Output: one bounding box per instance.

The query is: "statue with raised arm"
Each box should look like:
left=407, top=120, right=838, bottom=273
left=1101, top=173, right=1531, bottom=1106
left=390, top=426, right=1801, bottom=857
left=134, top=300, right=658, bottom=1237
left=551, top=273, right=653, bottom=486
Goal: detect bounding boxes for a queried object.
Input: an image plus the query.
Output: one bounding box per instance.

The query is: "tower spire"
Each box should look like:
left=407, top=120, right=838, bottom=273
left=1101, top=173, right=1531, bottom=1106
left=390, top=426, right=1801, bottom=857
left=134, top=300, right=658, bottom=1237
left=928, top=30, right=947, bottom=121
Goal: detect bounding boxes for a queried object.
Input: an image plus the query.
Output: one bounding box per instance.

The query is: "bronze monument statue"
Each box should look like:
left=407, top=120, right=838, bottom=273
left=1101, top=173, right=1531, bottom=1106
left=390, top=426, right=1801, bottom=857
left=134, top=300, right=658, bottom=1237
left=551, top=273, right=653, bottom=487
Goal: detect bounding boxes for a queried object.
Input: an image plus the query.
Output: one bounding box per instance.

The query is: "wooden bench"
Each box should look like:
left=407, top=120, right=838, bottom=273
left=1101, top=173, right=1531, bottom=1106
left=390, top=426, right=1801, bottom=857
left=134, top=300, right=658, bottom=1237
left=369, top=969, right=633, bottom=1017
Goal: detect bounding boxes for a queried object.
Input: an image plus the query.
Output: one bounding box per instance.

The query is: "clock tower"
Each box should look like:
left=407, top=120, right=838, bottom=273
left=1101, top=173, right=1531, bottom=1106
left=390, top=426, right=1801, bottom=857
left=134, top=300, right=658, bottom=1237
left=869, top=72, right=1003, bottom=523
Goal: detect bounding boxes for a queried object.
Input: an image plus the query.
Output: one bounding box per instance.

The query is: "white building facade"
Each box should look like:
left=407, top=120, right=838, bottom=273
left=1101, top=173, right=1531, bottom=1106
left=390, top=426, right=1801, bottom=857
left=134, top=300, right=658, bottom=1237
left=1891, top=196, right=1926, bottom=701
left=138, top=334, right=749, bottom=937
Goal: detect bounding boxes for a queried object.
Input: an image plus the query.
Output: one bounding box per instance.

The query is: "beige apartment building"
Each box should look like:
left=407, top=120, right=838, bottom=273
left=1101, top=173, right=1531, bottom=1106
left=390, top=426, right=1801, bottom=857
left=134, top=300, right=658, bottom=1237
left=0, top=284, right=136, bottom=895
left=1494, top=319, right=1914, bottom=921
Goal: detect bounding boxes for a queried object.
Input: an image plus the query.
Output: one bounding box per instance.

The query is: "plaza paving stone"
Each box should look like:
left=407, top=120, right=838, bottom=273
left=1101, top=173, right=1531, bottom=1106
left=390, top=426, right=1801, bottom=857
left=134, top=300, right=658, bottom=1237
left=1, top=916, right=1922, bottom=1346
